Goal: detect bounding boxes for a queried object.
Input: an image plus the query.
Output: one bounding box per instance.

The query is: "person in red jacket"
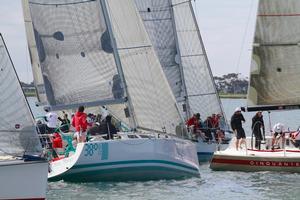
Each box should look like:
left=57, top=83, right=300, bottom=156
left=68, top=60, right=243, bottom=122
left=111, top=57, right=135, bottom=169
left=186, top=113, right=201, bottom=133
left=72, top=106, right=88, bottom=143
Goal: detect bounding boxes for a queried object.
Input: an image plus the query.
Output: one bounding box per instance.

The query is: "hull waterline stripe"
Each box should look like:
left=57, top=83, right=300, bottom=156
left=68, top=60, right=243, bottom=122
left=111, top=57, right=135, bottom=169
left=197, top=152, right=214, bottom=155
left=71, top=160, right=199, bottom=172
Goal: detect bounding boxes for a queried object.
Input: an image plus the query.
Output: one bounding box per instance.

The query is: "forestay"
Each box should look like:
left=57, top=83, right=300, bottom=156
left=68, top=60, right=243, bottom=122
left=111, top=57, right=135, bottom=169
left=0, top=34, right=41, bottom=157
left=248, top=0, right=300, bottom=106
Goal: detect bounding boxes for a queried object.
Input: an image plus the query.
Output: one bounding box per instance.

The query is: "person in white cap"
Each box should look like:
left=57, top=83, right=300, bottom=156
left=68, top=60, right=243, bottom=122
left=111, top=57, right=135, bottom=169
left=271, top=123, right=284, bottom=150
left=231, top=107, right=246, bottom=150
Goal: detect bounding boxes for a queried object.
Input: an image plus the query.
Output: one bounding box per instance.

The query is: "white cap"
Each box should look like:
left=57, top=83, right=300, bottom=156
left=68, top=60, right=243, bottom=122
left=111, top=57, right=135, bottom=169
left=235, top=107, right=241, bottom=112
left=273, top=123, right=284, bottom=133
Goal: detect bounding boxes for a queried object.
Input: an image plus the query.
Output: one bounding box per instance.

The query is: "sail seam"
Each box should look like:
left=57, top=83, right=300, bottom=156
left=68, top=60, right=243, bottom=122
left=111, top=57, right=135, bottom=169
left=172, top=0, right=190, bottom=7
left=143, top=18, right=172, bottom=22
left=187, top=92, right=217, bottom=97
left=139, top=8, right=170, bottom=13
left=118, top=45, right=151, bottom=51
left=258, top=13, right=300, bottom=17
left=255, top=43, right=299, bottom=47
left=181, top=53, right=204, bottom=57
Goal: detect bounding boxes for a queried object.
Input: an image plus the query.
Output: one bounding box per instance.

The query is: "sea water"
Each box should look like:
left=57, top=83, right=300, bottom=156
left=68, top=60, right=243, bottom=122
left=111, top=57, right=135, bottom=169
left=27, top=97, right=300, bottom=200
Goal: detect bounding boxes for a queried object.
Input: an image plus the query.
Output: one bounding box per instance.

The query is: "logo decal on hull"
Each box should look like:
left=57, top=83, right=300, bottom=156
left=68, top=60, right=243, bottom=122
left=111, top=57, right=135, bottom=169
left=249, top=160, right=300, bottom=167
left=84, top=143, right=109, bottom=160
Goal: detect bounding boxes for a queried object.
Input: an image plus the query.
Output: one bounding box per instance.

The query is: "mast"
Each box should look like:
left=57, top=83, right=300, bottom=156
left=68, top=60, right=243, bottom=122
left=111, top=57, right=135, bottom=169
left=99, top=0, right=137, bottom=129
left=22, top=0, right=47, bottom=104
left=169, top=0, right=191, bottom=120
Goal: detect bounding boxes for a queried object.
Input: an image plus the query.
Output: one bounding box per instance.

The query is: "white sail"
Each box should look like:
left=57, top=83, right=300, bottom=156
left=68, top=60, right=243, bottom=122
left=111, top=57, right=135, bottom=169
left=135, top=0, right=226, bottom=123
left=106, top=0, right=182, bottom=133
left=172, top=0, right=224, bottom=120
left=0, top=34, right=41, bottom=156
left=248, top=0, right=300, bottom=106
left=24, top=0, right=183, bottom=134
left=134, top=0, right=185, bottom=104
left=24, top=0, right=124, bottom=109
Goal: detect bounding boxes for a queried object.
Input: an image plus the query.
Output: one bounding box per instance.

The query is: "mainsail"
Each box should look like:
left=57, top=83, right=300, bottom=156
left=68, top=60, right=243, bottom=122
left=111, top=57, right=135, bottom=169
left=248, top=0, right=300, bottom=107
left=23, top=0, right=183, bottom=134
left=135, top=0, right=226, bottom=122
left=0, top=34, right=41, bottom=156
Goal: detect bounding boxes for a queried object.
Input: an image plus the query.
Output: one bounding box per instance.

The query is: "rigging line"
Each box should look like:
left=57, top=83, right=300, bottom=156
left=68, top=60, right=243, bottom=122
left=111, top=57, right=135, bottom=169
left=235, top=0, right=256, bottom=74
left=139, top=7, right=170, bottom=13
left=172, top=0, right=190, bottom=8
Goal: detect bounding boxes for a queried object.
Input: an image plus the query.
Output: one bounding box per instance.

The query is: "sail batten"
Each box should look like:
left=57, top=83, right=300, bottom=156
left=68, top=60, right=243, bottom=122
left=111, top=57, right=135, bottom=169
left=248, top=0, right=300, bottom=107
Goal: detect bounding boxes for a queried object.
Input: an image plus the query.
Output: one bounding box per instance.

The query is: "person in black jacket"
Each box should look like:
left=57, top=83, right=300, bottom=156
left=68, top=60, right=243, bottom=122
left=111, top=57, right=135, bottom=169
left=99, top=115, right=117, bottom=140
left=251, top=111, right=265, bottom=150
left=231, top=107, right=246, bottom=150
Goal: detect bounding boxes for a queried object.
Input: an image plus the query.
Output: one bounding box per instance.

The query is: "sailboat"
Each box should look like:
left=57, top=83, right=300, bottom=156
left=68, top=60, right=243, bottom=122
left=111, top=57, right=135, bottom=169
left=22, top=0, right=200, bottom=181
left=0, top=34, right=48, bottom=199
left=134, top=0, right=231, bottom=162
left=210, top=0, right=300, bottom=172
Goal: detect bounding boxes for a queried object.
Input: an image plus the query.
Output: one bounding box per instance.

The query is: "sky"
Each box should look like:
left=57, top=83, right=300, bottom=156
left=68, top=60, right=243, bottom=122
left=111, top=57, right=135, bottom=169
left=0, top=0, right=258, bottom=83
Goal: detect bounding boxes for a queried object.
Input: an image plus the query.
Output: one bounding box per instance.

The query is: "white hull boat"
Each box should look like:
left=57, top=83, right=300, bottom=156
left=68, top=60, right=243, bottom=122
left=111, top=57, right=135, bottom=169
left=196, top=140, right=230, bottom=162
left=210, top=137, right=300, bottom=172
left=195, top=131, right=232, bottom=162
left=134, top=0, right=231, bottom=164
left=23, top=0, right=201, bottom=182
left=0, top=34, right=48, bottom=199
left=210, top=0, right=300, bottom=173
left=0, top=158, right=48, bottom=200
left=49, top=132, right=200, bottom=182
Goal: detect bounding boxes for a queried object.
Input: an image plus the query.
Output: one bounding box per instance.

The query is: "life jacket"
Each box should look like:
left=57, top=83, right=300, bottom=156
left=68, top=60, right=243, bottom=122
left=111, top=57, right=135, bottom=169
left=186, top=116, right=200, bottom=129
left=52, top=132, right=63, bottom=148
left=290, top=131, right=300, bottom=140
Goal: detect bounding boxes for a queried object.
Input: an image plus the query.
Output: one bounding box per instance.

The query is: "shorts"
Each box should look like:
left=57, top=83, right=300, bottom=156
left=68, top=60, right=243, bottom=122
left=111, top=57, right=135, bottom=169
left=274, top=132, right=283, bottom=138
left=236, top=128, right=246, bottom=139
left=74, top=131, right=86, bottom=139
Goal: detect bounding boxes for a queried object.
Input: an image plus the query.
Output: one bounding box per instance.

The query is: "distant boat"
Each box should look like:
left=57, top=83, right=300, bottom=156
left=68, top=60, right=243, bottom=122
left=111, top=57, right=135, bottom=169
left=0, top=34, right=48, bottom=199
left=134, top=0, right=231, bottom=162
left=210, top=0, right=300, bottom=172
left=22, top=0, right=200, bottom=182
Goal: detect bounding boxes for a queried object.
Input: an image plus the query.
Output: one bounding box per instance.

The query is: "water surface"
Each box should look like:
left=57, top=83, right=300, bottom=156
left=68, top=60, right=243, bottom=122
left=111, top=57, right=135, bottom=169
left=27, top=97, right=300, bottom=200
